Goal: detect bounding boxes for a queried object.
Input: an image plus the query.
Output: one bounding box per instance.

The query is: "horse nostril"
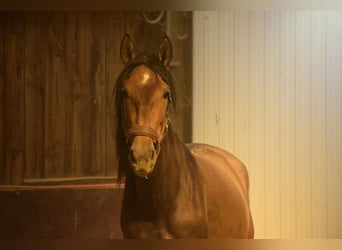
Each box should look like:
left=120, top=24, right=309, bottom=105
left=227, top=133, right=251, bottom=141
left=153, top=141, right=159, bottom=151
left=129, top=149, right=137, bottom=164
left=127, top=138, right=132, bottom=148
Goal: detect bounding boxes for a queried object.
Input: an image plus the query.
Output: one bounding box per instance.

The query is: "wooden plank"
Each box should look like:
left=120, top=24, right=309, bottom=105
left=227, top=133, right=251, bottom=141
left=295, top=12, right=312, bottom=238
left=332, top=12, right=342, bottom=239
left=24, top=13, right=47, bottom=180
left=310, top=12, right=328, bottom=238
left=65, top=12, right=107, bottom=177
left=264, top=11, right=281, bottom=238
left=234, top=12, right=251, bottom=167
left=249, top=11, right=266, bottom=239
left=326, top=11, right=342, bottom=238
left=203, top=12, right=220, bottom=146
left=192, top=12, right=205, bottom=142
left=105, top=12, right=126, bottom=177
left=167, top=12, right=193, bottom=143
left=0, top=14, right=4, bottom=184
left=218, top=11, right=235, bottom=152
left=44, top=12, right=66, bottom=178
left=64, top=12, right=90, bottom=177
left=279, top=11, right=297, bottom=239
left=22, top=176, right=118, bottom=186
left=63, top=12, right=75, bottom=177
left=3, top=13, right=25, bottom=184
left=87, top=12, right=106, bottom=175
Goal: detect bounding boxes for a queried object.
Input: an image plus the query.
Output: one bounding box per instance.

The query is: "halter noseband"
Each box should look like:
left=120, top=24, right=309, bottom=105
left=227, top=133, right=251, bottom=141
left=127, top=125, right=162, bottom=143
left=125, top=121, right=169, bottom=148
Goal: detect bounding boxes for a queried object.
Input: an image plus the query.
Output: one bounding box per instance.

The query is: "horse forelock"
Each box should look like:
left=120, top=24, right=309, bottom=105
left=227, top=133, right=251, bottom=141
left=114, top=53, right=176, bottom=110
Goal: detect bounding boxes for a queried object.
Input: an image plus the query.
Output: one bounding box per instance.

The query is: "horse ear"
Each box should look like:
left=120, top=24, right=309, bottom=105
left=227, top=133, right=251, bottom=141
left=120, top=34, right=135, bottom=65
left=158, top=36, right=172, bottom=67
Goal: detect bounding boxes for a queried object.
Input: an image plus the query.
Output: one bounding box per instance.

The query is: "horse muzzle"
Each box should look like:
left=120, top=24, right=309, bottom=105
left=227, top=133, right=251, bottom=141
left=126, top=126, right=162, bottom=178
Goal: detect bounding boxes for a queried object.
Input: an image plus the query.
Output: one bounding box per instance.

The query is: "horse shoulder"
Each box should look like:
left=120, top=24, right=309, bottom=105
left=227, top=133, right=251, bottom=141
left=186, top=143, right=250, bottom=196
left=186, top=143, right=253, bottom=238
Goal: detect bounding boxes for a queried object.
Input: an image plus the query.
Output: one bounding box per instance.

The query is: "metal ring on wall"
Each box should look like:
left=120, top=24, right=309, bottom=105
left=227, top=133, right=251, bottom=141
left=142, top=11, right=165, bottom=24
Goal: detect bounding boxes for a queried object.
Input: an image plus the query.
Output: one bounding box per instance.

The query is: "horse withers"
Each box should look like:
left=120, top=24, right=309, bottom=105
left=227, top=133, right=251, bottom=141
left=113, top=34, right=254, bottom=238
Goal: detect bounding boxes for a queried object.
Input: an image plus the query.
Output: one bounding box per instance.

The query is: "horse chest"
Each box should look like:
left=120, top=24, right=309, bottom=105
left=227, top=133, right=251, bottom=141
left=121, top=199, right=208, bottom=238
left=122, top=220, right=173, bottom=238
left=168, top=212, right=208, bottom=238
left=122, top=216, right=207, bottom=239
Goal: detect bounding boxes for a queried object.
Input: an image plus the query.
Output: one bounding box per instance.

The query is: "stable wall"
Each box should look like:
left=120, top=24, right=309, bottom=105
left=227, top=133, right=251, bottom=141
left=193, top=11, right=342, bottom=238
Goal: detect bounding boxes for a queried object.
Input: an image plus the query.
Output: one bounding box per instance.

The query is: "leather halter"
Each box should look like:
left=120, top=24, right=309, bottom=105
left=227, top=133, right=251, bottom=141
left=125, top=123, right=169, bottom=150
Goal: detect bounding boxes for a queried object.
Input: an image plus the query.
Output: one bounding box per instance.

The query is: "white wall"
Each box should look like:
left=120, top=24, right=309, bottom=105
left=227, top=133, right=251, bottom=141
left=193, top=11, right=342, bottom=239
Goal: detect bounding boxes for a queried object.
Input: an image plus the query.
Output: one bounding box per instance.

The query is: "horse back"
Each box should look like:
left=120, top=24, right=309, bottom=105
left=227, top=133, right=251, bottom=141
left=187, top=143, right=254, bottom=238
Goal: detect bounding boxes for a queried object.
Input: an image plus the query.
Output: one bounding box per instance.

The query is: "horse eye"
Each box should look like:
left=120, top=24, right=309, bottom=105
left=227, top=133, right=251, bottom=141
left=121, top=88, right=128, bottom=98
left=163, top=91, right=170, bottom=100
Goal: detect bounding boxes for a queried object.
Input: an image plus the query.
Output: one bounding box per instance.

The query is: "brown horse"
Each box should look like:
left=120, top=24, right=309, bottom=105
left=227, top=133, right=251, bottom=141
left=114, top=34, right=254, bottom=238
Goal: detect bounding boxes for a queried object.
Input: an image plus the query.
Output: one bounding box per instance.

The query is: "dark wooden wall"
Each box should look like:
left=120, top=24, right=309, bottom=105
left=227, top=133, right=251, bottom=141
left=0, top=12, right=193, bottom=185
left=0, top=185, right=123, bottom=238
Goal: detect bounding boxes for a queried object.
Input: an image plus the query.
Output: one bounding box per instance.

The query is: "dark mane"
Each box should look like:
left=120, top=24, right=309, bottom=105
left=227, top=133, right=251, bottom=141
left=113, top=53, right=177, bottom=183
left=156, top=126, right=203, bottom=205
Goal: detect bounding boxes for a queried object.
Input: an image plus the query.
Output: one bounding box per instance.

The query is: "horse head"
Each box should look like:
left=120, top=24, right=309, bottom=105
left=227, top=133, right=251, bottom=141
left=118, top=34, right=173, bottom=178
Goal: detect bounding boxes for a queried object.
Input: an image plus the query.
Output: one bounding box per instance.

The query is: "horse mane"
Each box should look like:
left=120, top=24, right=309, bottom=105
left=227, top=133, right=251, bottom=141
left=156, top=126, right=203, bottom=203
left=113, top=53, right=177, bottom=183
